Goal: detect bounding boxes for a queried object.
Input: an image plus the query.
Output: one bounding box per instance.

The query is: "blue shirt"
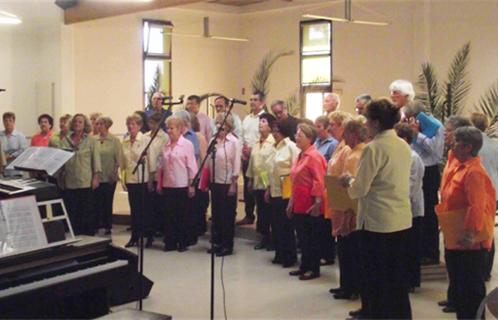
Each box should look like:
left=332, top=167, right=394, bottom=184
left=314, top=136, right=338, bottom=162
left=0, top=129, right=28, bottom=176
left=183, top=129, right=200, bottom=160
left=144, top=107, right=172, bottom=131
left=411, top=124, right=444, bottom=167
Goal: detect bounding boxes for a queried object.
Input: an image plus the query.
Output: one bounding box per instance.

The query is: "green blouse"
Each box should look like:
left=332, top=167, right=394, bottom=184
left=59, top=133, right=102, bottom=189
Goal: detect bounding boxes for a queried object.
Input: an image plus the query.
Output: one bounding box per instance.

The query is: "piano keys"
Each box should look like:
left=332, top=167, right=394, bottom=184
left=0, top=236, right=153, bottom=319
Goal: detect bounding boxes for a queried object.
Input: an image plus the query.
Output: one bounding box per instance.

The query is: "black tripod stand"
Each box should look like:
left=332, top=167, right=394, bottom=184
left=191, top=98, right=245, bottom=320
left=131, top=95, right=185, bottom=310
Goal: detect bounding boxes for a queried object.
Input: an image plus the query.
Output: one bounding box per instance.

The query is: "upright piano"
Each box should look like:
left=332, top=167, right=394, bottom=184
left=0, top=178, right=154, bottom=319
left=0, top=237, right=153, bottom=319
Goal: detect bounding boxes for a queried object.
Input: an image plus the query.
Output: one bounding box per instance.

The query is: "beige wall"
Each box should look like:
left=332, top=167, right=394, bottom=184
left=65, top=7, right=245, bottom=133
left=428, top=0, right=498, bottom=115
left=4, top=0, right=497, bottom=136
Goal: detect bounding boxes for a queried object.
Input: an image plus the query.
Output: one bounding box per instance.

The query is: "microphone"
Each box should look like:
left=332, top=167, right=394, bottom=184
left=229, top=98, right=247, bottom=105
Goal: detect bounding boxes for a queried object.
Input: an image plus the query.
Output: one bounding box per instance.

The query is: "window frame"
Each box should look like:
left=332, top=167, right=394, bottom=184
left=142, top=19, right=173, bottom=108
left=299, top=19, right=333, bottom=118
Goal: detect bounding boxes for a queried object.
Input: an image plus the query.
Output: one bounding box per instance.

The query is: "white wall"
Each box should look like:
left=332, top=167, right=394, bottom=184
left=0, top=30, right=13, bottom=116
left=0, top=20, right=62, bottom=136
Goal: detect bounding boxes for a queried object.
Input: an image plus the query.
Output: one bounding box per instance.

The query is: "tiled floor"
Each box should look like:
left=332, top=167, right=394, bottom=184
left=105, top=225, right=498, bottom=320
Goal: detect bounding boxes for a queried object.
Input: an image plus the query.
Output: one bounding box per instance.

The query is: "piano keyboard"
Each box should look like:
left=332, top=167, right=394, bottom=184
left=0, top=260, right=128, bottom=299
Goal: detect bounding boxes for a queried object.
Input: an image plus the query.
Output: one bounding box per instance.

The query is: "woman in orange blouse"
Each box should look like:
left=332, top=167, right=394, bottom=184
left=326, top=111, right=353, bottom=294
left=287, top=123, right=327, bottom=281
left=332, top=120, right=367, bottom=302
left=31, top=114, right=54, bottom=147
left=439, top=126, right=496, bottom=319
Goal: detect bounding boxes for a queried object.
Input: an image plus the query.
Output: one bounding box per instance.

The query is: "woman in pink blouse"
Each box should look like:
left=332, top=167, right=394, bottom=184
left=157, top=116, right=198, bottom=252
left=287, top=123, right=327, bottom=280
left=206, top=113, right=241, bottom=256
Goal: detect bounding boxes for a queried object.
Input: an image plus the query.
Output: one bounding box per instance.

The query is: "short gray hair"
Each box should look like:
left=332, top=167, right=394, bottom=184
left=454, top=126, right=483, bottom=157
left=173, top=109, right=191, bottom=127
left=404, top=100, right=426, bottom=117
left=447, top=116, right=471, bottom=129
left=271, top=100, right=287, bottom=110
left=389, top=79, right=415, bottom=101
left=355, top=94, right=371, bottom=103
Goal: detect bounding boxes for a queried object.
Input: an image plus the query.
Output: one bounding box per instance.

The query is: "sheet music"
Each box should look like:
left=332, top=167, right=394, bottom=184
left=6, top=147, right=73, bottom=176
left=0, top=196, right=47, bottom=256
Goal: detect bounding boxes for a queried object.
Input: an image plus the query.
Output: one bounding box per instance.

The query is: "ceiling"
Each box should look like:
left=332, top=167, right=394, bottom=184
left=207, top=0, right=268, bottom=6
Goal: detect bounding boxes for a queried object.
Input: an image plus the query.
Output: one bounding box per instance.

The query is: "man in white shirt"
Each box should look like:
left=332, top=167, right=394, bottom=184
left=237, top=91, right=266, bottom=226
left=389, top=79, right=415, bottom=110
left=211, top=96, right=242, bottom=138
left=323, top=93, right=340, bottom=115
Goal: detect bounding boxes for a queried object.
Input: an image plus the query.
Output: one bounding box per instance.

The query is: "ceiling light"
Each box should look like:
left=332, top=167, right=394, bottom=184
left=0, top=10, right=21, bottom=25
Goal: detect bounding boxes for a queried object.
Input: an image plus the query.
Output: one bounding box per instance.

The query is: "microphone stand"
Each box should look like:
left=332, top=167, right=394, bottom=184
left=191, top=99, right=238, bottom=320
left=131, top=95, right=185, bottom=311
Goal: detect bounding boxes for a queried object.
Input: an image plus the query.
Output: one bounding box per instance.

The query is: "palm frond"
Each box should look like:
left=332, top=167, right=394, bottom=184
left=285, top=91, right=301, bottom=117
left=416, top=62, right=443, bottom=118
left=251, top=49, right=294, bottom=98
left=444, top=42, right=471, bottom=115
left=474, top=80, right=498, bottom=119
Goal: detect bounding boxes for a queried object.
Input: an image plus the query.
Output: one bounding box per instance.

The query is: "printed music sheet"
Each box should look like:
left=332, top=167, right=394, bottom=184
left=6, top=147, right=73, bottom=176
left=0, top=196, right=47, bottom=256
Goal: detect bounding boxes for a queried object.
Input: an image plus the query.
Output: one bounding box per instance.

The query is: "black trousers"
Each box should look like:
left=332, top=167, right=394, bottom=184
left=485, top=240, right=495, bottom=279
left=445, top=248, right=457, bottom=307
left=446, top=249, right=486, bottom=319
left=95, top=182, right=116, bottom=230
left=337, top=231, right=360, bottom=295
left=148, top=181, right=163, bottom=234
left=359, top=229, right=412, bottom=319
left=254, top=190, right=272, bottom=239
left=406, top=217, right=423, bottom=287
left=63, top=188, right=96, bottom=236
left=126, top=183, right=152, bottom=240
left=294, top=214, right=321, bottom=274
left=211, top=184, right=237, bottom=250
left=193, top=189, right=209, bottom=236
left=162, top=187, right=190, bottom=249
left=242, top=160, right=255, bottom=219
left=319, top=218, right=336, bottom=262
left=422, top=165, right=441, bottom=261
left=270, top=197, right=296, bottom=263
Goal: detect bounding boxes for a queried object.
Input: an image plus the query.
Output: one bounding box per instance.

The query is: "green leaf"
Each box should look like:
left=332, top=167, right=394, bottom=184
left=416, top=62, right=443, bottom=119
left=251, top=50, right=294, bottom=99
left=285, top=90, right=301, bottom=117
left=474, top=80, right=498, bottom=126
left=443, top=42, right=471, bottom=116
left=146, top=65, right=162, bottom=108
